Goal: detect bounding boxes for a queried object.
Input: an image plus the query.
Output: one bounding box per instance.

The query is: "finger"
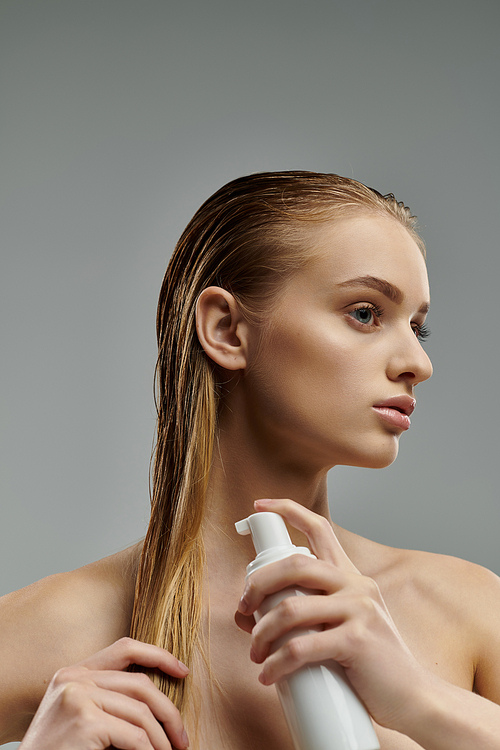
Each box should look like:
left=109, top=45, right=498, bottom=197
left=77, top=670, right=188, bottom=748
left=90, top=684, right=179, bottom=750
left=45, top=681, right=165, bottom=750
left=90, top=709, right=161, bottom=750
left=78, top=638, right=190, bottom=679
left=99, top=713, right=158, bottom=750
left=256, top=588, right=393, bottom=687
left=250, top=593, right=345, bottom=663
left=238, top=553, right=355, bottom=615
left=257, top=626, right=354, bottom=686
left=253, top=498, right=359, bottom=571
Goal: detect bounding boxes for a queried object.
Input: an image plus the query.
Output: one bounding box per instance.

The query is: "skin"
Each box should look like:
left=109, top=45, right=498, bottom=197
left=1, top=213, right=500, bottom=749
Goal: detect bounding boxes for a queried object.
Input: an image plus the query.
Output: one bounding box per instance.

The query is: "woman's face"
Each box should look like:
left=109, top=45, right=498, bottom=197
left=242, top=213, right=433, bottom=472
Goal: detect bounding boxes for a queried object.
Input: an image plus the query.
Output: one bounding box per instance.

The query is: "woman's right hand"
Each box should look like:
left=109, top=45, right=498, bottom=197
left=19, top=637, right=190, bottom=750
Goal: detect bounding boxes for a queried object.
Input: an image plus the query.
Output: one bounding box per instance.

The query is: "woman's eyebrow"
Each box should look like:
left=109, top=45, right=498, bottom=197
left=336, top=275, right=404, bottom=304
left=336, top=276, right=430, bottom=314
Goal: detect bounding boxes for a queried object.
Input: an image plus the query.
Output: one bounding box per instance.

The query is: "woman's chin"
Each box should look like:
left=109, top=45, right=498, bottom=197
left=347, top=440, right=400, bottom=470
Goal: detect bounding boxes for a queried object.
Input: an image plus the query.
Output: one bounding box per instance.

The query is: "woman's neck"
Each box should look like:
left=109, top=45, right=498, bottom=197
left=202, top=416, right=332, bottom=564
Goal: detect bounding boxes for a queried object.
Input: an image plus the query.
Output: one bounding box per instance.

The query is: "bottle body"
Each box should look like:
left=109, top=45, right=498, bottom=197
left=255, top=586, right=379, bottom=750
left=236, top=512, right=379, bottom=750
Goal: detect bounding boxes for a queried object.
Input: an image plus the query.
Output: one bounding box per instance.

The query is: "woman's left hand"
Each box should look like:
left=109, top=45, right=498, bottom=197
left=234, top=497, right=431, bottom=734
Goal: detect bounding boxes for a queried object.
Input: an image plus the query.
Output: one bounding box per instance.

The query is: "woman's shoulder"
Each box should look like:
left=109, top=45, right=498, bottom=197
left=360, top=533, right=499, bottom=616
left=0, top=542, right=142, bottom=647
left=342, top=526, right=499, bottom=601
left=342, top=526, right=500, bottom=637
left=380, top=542, right=500, bottom=615
left=382, top=542, right=500, bottom=701
left=0, top=543, right=142, bottom=743
left=350, top=531, right=500, bottom=689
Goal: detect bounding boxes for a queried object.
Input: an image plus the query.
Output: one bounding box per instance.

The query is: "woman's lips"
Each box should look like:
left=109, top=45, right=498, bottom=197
left=372, top=396, right=416, bottom=431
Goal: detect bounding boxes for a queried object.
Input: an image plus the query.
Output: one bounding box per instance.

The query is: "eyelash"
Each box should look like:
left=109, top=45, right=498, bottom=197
left=348, top=304, right=431, bottom=341
left=413, top=322, right=431, bottom=341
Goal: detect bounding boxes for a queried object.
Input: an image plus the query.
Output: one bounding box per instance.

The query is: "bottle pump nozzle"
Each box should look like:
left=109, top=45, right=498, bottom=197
left=235, top=512, right=293, bottom=555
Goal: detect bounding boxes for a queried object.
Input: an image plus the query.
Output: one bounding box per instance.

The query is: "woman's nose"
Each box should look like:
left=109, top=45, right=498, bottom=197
left=387, top=331, right=433, bottom=386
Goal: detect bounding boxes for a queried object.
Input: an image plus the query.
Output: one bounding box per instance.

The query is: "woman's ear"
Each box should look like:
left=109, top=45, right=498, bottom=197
left=196, top=287, right=249, bottom=370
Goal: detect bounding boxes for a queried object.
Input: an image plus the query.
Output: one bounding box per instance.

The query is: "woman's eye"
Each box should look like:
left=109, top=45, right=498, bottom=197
left=348, top=306, right=379, bottom=326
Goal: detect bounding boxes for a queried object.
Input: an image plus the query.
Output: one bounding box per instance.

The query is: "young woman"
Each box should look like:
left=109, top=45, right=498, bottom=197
left=1, top=172, right=499, bottom=750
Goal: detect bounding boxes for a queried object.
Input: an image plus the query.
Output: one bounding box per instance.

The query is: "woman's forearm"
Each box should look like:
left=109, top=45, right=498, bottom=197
left=401, top=676, right=500, bottom=750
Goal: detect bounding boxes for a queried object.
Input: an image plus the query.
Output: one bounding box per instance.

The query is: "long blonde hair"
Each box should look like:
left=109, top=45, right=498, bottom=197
left=129, top=171, right=424, bottom=714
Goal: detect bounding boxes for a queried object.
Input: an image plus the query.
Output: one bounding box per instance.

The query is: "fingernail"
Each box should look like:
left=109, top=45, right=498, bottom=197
left=254, top=498, right=272, bottom=507
left=249, top=647, right=258, bottom=663
left=177, top=659, right=190, bottom=675
left=258, top=670, right=270, bottom=686
left=181, top=729, right=190, bottom=747
left=239, top=597, right=249, bottom=615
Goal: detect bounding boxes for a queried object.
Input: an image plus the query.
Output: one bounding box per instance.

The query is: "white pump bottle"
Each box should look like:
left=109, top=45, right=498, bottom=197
left=235, top=511, right=379, bottom=750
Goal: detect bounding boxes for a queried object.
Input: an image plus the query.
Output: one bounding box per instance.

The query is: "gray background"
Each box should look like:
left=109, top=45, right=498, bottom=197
left=0, top=5, right=499, bottom=741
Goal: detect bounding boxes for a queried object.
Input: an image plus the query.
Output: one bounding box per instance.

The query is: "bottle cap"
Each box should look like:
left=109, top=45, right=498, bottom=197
left=235, top=512, right=292, bottom=555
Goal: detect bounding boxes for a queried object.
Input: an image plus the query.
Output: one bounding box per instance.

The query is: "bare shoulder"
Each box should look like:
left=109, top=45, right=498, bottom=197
left=395, top=547, right=500, bottom=704
left=0, top=543, right=142, bottom=742
left=356, top=534, right=500, bottom=703
left=380, top=544, right=500, bottom=628
left=342, top=526, right=500, bottom=619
